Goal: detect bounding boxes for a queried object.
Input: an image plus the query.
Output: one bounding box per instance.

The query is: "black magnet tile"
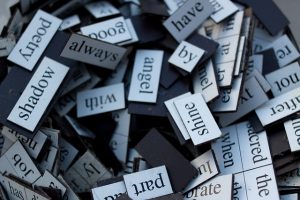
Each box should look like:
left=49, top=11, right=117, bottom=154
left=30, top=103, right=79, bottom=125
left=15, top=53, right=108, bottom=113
left=135, top=128, right=198, bottom=192
left=187, top=33, right=219, bottom=65
left=128, top=78, right=190, bottom=117
left=267, top=124, right=290, bottom=157
left=167, top=113, right=187, bottom=145
left=160, top=51, right=181, bottom=89
left=276, top=161, right=300, bottom=176
left=233, top=0, right=289, bottom=35
left=140, top=0, right=169, bottom=17
left=115, top=193, right=184, bottom=200
left=248, top=113, right=265, bottom=133
left=115, top=194, right=132, bottom=200
left=0, top=58, right=8, bottom=83
left=131, top=15, right=166, bottom=44
left=261, top=49, right=280, bottom=76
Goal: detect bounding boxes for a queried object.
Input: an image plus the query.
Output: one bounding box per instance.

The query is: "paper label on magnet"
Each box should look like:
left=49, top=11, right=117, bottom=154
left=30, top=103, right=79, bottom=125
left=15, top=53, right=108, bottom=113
left=64, top=167, right=90, bottom=193
left=34, top=170, right=67, bottom=196
left=246, top=55, right=263, bottom=76
left=7, top=10, right=62, bottom=71
left=164, top=0, right=187, bottom=14
left=244, top=165, right=280, bottom=200
left=211, top=11, right=244, bottom=40
left=214, top=35, right=240, bottom=64
left=169, top=41, right=205, bottom=73
left=71, top=151, right=112, bottom=185
left=184, top=174, right=233, bottom=200
left=218, top=77, right=269, bottom=127
left=210, top=74, right=243, bottom=112
left=60, top=33, right=127, bottom=70
left=118, top=19, right=139, bottom=46
left=92, top=181, right=127, bottom=200
left=184, top=150, right=219, bottom=192
left=65, top=115, right=95, bottom=138
left=40, top=127, right=59, bottom=147
left=0, top=140, right=41, bottom=183
left=174, top=93, right=222, bottom=145
left=59, top=138, right=79, bottom=172
left=37, top=146, right=58, bottom=172
left=110, top=109, right=131, bottom=163
left=284, top=117, right=300, bottom=152
left=255, top=86, right=300, bottom=126
left=236, top=122, right=272, bottom=171
left=192, top=60, right=219, bottom=102
left=123, top=166, right=173, bottom=200
left=265, top=34, right=300, bottom=67
left=59, top=15, right=80, bottom=31
left=8, top=57, right=69, bottom=131
left=1, top=127, right=47, bottom=159
left=234, top=36, right=246, bottom=76
left=216, top=62, right=235, bottom=87
left=233, top=173, right=248, bottom=200
left=211, top=125, right=243, bottom=174
left=128, top=50, right=164, bottom=103
left=81, top=16, right=132, bottom=44
left=57, top=175, right=81, bottom=200
left=265, top=62, right=300, bottom=97
left=2, top=175, right=51, bottom=200
left=0, top=37, right=16, bottom=57
left=209, top=0, right=238, bottom=23
left=85, top=1, right=120, bottom=19
left=77, top=83, right=125, bottom=117
left=246, top=70, right=271, bottom=93
left=281, top=194, right=298, bottom=200
left=163, top=0, right=214, bottom=42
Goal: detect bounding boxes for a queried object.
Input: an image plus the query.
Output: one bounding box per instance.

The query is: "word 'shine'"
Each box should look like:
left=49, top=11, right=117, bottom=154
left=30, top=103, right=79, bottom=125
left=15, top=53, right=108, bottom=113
left=174, top=93, right=222, bottom=145
left=7, top=57, right=69, bottom=131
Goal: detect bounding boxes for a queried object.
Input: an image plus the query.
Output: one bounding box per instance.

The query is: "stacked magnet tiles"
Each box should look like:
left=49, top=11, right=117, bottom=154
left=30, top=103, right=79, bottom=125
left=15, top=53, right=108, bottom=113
left=0, top=0, right=300, bottom=200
